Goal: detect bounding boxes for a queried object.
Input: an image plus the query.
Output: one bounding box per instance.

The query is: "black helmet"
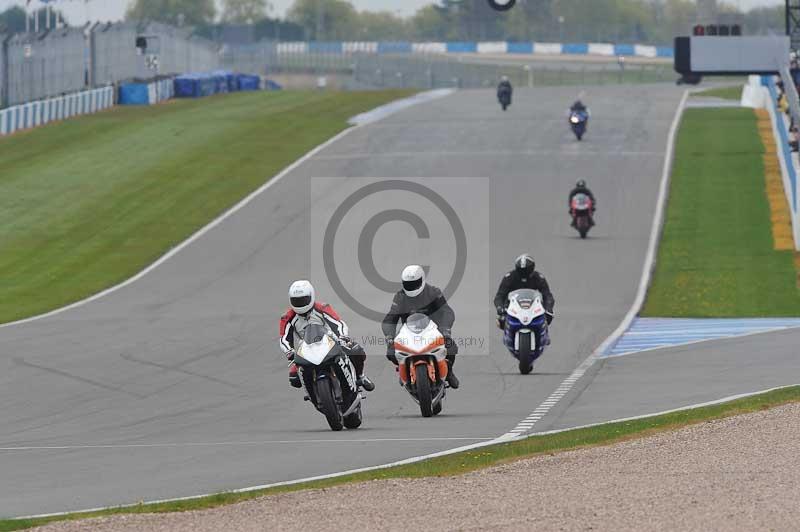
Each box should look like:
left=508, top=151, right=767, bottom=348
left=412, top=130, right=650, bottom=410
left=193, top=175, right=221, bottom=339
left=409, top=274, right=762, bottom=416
left=514, top=254, right=535, bottom=278
left=574, top=100, right=583, bottom=107
left=576, top=179, right=586, bottom=188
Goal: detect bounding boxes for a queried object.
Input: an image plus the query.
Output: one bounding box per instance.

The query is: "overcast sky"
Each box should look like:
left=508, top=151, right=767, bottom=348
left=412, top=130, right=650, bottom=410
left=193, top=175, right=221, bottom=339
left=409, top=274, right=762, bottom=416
left=0, top=0, right=786, bottom=26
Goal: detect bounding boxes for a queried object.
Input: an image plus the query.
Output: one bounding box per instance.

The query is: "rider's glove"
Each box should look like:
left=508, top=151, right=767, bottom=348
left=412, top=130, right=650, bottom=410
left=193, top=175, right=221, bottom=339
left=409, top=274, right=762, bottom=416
left=545, top=311, right=554, bottom=325
left=496, top=306, right=505, bottom=317
left=285, top=349, right=296, bottom=364
left=339, top=335, right=354, bottom=348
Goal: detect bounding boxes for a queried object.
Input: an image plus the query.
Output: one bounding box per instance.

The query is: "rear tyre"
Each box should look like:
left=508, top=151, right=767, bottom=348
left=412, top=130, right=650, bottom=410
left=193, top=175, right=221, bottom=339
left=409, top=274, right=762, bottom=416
left=316, top=378, right=343, bottom=431
left=579, top=228, right=588, bottom=239
left=343, top=403, right=362, bottom=429
left=415, top=364, right=434, bottom=418
left=518, top=333, right=533, bottom=375
left=432, top=401, right=443, bottom=416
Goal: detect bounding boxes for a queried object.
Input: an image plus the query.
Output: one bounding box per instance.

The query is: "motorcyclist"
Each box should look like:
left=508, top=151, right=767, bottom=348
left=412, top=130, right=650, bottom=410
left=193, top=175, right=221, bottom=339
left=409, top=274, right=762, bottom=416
left=280, top=280, right=375, bottom=392
left=494, top=254, right=555, bottom=335
left=382, top=265, right=460, bottom=389
left=497, top=75, right=513, bottom=100
left=568, top=179, right=596, bottom=227
left=570, top=99, right=588, bottom=114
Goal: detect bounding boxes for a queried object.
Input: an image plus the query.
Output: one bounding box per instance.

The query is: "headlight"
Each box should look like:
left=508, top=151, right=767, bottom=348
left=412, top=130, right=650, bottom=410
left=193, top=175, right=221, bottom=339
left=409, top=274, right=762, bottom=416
left=570, top=116, right=580, bottom=124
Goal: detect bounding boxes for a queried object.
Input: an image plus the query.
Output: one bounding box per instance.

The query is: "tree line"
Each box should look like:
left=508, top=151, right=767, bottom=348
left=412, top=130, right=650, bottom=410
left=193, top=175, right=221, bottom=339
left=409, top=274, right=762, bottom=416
left=0, top=0, right=786, bottom=46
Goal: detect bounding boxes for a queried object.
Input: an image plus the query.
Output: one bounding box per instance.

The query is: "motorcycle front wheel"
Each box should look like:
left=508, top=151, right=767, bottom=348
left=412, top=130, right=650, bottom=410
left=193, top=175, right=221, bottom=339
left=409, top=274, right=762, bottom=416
left=315, top=378, right=344, bottom=431
left=518, top=333, right=533, bottom=375
left=415, top=364, right=434, bottom=417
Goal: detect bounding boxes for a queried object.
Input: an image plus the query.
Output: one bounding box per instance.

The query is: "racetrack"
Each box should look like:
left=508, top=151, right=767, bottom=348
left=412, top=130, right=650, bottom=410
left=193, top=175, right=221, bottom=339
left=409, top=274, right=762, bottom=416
left=4, top=83, right=790, bottom=518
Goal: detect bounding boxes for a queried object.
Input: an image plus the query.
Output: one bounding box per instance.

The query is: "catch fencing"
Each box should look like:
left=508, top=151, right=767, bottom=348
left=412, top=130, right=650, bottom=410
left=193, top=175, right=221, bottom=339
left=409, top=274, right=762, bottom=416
left=1, top=22, right=219, bottom=109
left=2, top=28, right=86, bottom=108
left=220, top=42, right=671, bottom=90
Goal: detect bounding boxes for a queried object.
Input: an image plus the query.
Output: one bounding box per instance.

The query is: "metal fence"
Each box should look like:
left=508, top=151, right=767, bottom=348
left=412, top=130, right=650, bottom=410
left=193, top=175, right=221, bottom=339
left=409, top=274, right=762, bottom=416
left=1, top=22, right=220, bottom=108
left=220, top=43, right=671, bottom=90
left=2, top=28, right=86, bottom=108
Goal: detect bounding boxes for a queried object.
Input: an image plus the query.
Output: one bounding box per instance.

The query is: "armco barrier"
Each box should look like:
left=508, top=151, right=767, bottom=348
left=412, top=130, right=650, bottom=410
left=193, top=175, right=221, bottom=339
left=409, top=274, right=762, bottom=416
left=0, top=86, right=113, bottom=136
left=273, top=41, right=673, bottom=58
left=764, top=76, right=800, bottom=249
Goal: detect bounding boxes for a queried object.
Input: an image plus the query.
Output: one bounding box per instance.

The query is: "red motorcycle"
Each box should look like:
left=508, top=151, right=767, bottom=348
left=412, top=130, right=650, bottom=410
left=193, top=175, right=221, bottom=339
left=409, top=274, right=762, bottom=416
left=570, top=193, right=594, bottom=239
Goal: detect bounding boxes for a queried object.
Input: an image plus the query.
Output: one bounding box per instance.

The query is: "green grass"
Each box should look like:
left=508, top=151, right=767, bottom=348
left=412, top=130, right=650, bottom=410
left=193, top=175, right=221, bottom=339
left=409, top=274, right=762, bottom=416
left=693, top=85, right=744, bottom=100
left=643, top=108, right=800, bottom=317
left=0, top=90, right=412, bottom=324
left=2, top=385, right=798, bottom=530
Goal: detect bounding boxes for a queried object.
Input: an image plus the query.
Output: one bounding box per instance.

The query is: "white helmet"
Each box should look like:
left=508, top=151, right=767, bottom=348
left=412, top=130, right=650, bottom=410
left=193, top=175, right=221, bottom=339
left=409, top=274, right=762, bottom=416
left=288, top=280, right=315, bottom=314
left=501, top=75, right=509, bottom=82
left=401, top=265, right=426, bottom=297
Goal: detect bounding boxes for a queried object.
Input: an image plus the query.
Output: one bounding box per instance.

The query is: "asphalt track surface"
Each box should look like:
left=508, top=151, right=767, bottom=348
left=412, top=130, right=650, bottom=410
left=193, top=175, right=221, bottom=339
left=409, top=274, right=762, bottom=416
left=2, top=84, right=795, bottom=518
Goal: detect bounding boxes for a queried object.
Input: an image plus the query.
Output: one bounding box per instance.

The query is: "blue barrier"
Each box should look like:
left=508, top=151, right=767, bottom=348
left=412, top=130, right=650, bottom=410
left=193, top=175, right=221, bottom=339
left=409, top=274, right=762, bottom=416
left=656, top=46, right=674, bottom=58
left=309, top=41, right=344, bottom=54
left=562, top=43, right=589, bottom=55
left=614, top=44, right=636, bottom=56
left=447, top=42, right=478, bottom=53
left=119, top=84, right=150, bottom=105
left=507, top=42, right=533, bottom=54
left=378, top=42, right=412, bottom=54
left=237, top=74, right=261, bottom=91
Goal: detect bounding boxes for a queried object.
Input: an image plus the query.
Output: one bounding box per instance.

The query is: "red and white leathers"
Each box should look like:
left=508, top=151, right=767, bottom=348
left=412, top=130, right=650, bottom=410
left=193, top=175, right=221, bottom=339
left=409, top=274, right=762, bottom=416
left=279, top=302, right=367, bottom=382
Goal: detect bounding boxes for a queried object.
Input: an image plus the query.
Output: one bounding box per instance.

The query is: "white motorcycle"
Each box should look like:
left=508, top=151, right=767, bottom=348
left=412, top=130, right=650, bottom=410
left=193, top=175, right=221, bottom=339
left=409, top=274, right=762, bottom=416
left=500, top=289, right=550, bottom=374
left=394, top=313, right=449, bottom=417
left=294, top=322, right=364, bottom=431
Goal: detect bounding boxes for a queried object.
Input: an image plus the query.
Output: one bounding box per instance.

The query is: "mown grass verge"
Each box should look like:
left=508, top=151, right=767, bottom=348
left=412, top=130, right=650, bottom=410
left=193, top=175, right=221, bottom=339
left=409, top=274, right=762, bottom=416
left=2, top=385, right=798, bottom=531
left=0, top=90, right=413, bottom=324
left=643, top=108, right=800, bottom=316
left=692, top=85, right=743, bottom=101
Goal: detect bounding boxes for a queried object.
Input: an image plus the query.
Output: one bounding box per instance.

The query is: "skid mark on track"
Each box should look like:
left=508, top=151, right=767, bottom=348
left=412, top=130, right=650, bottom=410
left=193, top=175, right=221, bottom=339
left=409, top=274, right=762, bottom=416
left=12, top=357, right=147, bottom=399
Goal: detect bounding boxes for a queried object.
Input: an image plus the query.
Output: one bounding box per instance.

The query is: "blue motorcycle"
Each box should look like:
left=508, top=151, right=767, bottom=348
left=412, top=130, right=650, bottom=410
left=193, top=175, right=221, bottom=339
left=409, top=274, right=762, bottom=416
left=500, top=289, right=550, bottom=374
left=569, top=110, right=589, bottom=141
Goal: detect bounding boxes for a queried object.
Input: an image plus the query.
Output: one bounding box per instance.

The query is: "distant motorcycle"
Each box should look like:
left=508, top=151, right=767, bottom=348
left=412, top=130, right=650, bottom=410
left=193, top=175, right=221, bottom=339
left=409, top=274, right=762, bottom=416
left=570, top=193, right=595, bottom=238
left=394, top=313, right=449, bottom=417
left=569, top=110, right=589, bottom=140
left=498, top=86, right=512, bottom=111
left=500, top=289, right=550, bottom=375
left=294, top=322, right=364, bottom=431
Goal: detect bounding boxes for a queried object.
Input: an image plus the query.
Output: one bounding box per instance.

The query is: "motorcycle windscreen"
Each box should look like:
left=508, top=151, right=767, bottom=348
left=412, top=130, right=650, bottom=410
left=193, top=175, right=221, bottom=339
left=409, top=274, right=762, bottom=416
left=572, top=193, right=591, bottom=210
left=507, top=288, right=545, bottom=324
left=297, top=336, right=336, bottom=366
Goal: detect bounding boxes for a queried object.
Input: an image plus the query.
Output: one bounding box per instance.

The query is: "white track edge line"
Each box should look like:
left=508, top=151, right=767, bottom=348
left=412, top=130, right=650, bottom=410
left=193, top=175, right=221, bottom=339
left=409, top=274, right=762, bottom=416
left=0, top=437, right=493, bottom=452
left=0, top=90, right=453, bottom=331
left=17, top=380, right=795, bottom=522
left=500, top=89, right=689, bottom=439
left=528, top=383, right=800, bottom=438
left=0, top=127, right=354, bottom=330
left=11, top=89, right=690, bottom=521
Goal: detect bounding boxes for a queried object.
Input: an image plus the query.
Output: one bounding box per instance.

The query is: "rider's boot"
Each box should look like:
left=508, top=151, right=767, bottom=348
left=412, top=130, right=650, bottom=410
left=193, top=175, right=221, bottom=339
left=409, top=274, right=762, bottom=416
left=358, top=374, right=375, bottom=392
left=446, top=360, right=460, bottom=389
left=289, top=363, right=302, bottom=388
